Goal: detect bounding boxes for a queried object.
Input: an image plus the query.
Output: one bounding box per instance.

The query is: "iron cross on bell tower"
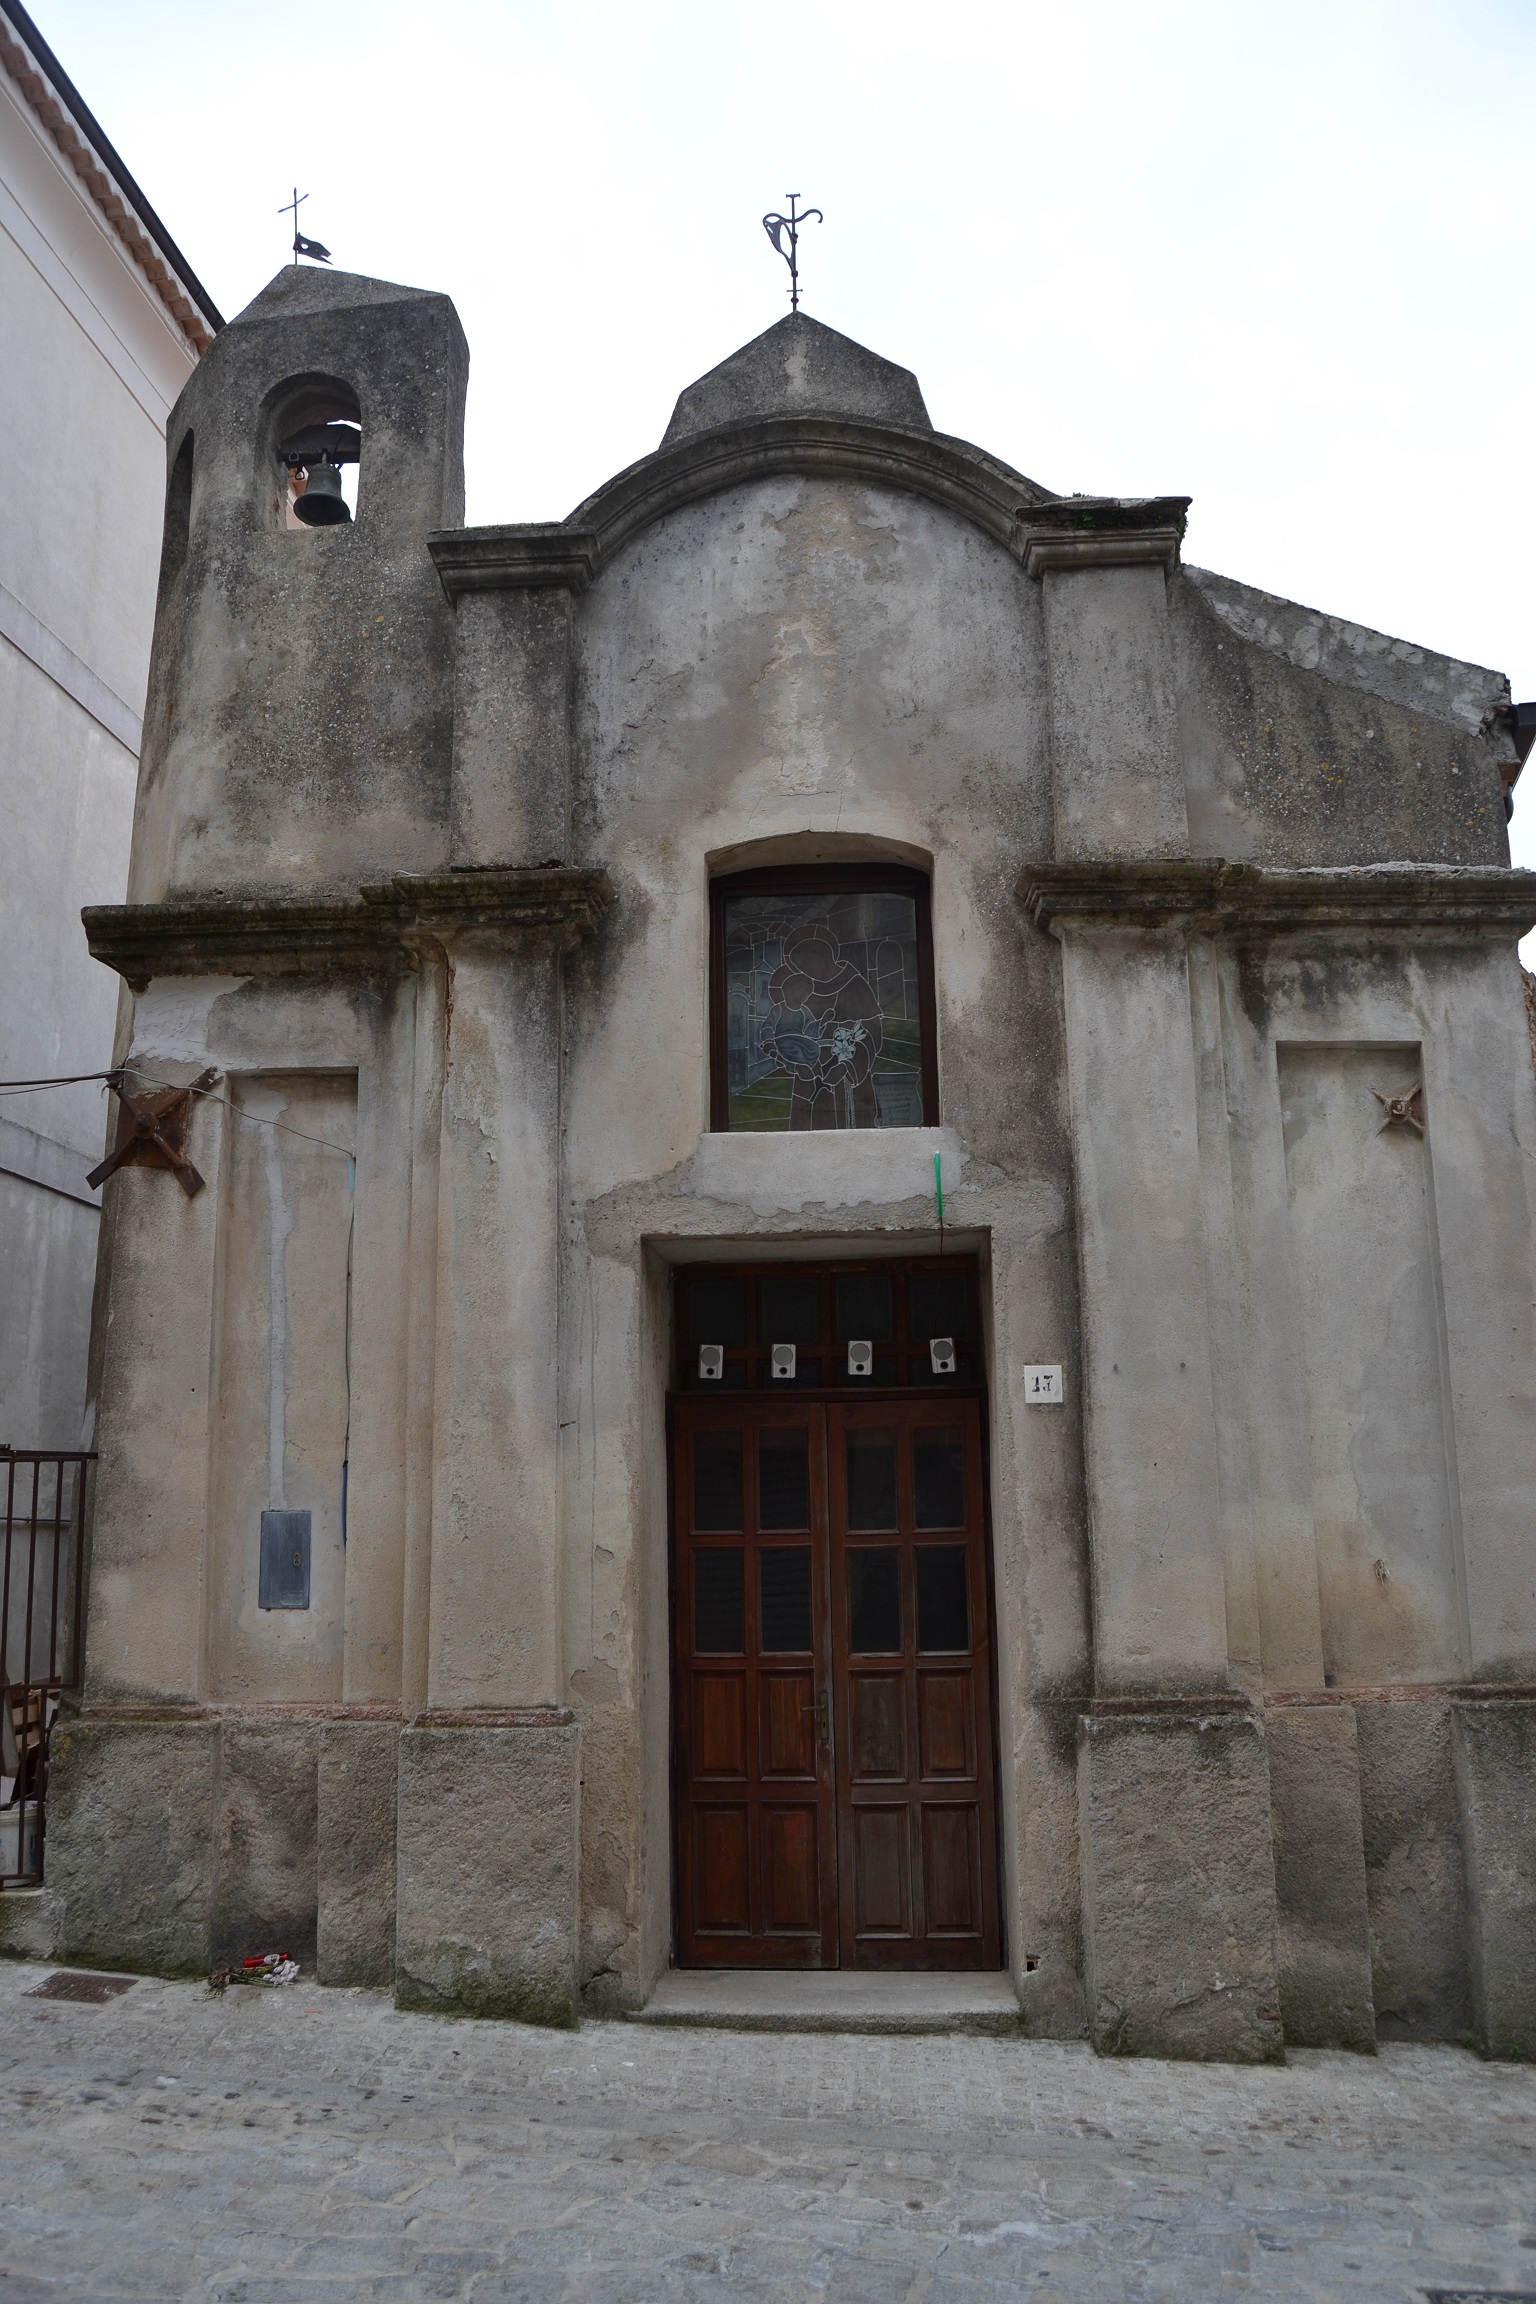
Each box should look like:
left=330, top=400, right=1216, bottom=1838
left=762, top=193, right=823, bottom=310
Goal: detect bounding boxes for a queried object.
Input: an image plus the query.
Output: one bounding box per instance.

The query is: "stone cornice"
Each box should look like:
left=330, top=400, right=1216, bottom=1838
left=429, top=528, right=600, bottom=598
left=1022, top=529, right=1186, bottom=578
left=83, top=866, right=614, bottom=990
left=427, top=418, right=1185, bottom=598
left=364, top=867, right=613, bottom=936
left=1019, top=859, right=1536, bottom=937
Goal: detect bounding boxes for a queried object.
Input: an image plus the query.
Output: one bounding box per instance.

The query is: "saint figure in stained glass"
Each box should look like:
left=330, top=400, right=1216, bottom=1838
left=764, top=921, right=883, bottom=1128
left=719, top=881, right=928, bottom=1131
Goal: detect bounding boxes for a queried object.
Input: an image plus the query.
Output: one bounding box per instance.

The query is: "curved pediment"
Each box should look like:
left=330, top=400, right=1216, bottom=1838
left=429, top=424, right=1186, bottom=596
left=429, top=410, right=1064, bottom=598
left=429, top=310, right=1189, bottom=597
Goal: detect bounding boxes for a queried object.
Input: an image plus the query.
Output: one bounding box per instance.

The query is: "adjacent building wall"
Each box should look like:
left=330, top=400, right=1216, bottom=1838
left=0, top=10, right=212, bottom=1446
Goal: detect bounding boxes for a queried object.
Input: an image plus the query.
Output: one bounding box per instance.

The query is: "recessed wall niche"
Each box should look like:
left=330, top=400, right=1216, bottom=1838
left=1277, top=1041, right=1463, bottom=1685
left=210, top=1072, right=357, bottom=1701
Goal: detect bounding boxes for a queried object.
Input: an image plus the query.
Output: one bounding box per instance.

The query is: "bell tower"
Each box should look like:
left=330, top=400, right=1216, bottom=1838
left=132, top=265, right=469, bottom=901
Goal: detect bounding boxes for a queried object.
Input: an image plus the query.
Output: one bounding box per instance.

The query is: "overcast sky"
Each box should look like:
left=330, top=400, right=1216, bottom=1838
left=32, top=0, right=1536, bottom=931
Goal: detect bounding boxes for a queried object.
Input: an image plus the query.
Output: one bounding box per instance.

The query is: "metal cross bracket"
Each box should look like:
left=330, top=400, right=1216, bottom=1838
left=87, top=1067, right=221, bottom=1198
left=1373, top=1081, right=1425, bottom=1134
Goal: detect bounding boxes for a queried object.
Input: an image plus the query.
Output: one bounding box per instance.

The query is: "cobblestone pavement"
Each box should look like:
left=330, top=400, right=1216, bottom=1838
left=1, top=1961, right=1534, bottom=2303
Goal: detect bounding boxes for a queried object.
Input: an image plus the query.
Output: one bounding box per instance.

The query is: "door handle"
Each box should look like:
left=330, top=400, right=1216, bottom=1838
left=815, top=1690, right=830, bottom=1749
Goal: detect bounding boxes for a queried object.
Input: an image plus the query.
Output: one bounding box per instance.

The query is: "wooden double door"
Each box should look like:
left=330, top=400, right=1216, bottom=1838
left=672, top=1396, right=1001, bottom=1969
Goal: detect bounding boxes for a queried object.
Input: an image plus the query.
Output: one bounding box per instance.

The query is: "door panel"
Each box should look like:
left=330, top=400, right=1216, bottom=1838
left=673, top=1403, right=837, bottom=1966
left=918, top=1673, right=973, bottom=1776
left=853, top=1806, right=911, bottom=1934
left=673, top=1375, right=1000, bottom=1971
left=694, top=1806, right=750, bottom=1931
left=829, top=1399, right=1001, bottom=1970
left=921, top=1805, right=980, bottom=1933
left=849, top=1673, right=905, bottom=1778
left=762, top=1805, right=822, bottom=1931
left=694, top=1675, right=747, bottom=1776
left=761, top=1672, right=815, bottom=1774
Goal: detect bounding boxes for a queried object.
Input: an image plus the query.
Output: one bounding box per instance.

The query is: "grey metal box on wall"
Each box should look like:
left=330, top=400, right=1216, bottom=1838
left=259, top=1509, right=311, bottom=1609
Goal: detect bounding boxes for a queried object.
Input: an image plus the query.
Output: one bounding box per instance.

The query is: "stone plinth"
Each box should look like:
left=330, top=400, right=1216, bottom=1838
left=1077, top=1705, right=1283, bottom=2062
left=395, top=1718, right=579, bottom=2026
left=211, top=1716, right=321, bottom=1968
left=317, top=1720, right=399, bottom=1986
left=1266, top=1703, right=1375, bottom=2051
left=1453, top=1696, right=1536, bottom=2057
left=46, top=1714, right=218, bottom=1976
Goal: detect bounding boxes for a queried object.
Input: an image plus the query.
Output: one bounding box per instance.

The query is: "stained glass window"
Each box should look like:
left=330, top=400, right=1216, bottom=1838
left=712, top=870, right=935, bottom=1131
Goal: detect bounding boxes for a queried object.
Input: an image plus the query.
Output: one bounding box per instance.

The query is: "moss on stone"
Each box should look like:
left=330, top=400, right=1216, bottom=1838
left=395, top=1947, right=577, bottom=2030
left=1278, top=1959, right=1378, bottom=2054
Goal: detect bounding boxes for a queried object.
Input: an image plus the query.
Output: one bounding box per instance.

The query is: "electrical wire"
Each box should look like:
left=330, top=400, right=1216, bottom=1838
left=121, top=1066, right=356, bottom=1160
left=0, top=1071, right=121, bottom=1094
left=0, top=1063, right=354, bottom=1161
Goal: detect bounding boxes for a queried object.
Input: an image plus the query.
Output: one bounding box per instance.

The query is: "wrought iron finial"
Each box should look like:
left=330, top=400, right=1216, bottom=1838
left=279, top=187, right=332, bottom=267
left=762, top=193, right=823, bottom=311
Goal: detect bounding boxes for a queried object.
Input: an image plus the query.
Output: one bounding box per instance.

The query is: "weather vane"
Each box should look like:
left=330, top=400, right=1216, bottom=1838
left=762, top=194, right=822, bottom=311
left=280, top=188, right=332, bottom=267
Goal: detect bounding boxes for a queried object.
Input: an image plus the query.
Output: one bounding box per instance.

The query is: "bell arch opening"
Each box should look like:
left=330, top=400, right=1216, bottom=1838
left=156, top=429, right=195, bottom=603
left=264, top=374, right=362, bottom=529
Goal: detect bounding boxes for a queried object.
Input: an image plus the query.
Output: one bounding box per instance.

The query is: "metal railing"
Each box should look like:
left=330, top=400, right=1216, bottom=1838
left=1, top=1449, right=91, bottom=1888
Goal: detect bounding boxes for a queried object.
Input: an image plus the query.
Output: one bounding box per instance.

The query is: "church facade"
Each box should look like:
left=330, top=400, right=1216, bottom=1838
left=35, top=265, right=1536, bottom=2060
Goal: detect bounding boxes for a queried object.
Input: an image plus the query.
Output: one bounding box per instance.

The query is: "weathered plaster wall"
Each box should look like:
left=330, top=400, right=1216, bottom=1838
left=1174, top=571, right=1514, bottom=867
left=1, top=49, right=200, bottom=1447
left=0, top=1165, right=99, bottom=1449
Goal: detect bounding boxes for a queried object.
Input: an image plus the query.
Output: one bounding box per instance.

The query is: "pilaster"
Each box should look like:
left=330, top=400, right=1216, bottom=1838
left=449, top=589, right=575, bottom=868
left=1027, top=514, right=1187, bottom=863
left=426, top=927, right=565, bottom=1711
left=341, top=975, right=417, bottom=1703
left=1418, top=945, right=1536, bottom=1681
left=1055, top=924, right=1230, bottom=1692
left=400, top=951, right=447, bottom=1722
left=84, top=1061, right=228, bottom=1705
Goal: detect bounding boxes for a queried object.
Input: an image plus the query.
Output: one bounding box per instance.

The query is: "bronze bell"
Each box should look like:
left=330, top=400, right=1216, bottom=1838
left=292, top=457, right=350, bottom=526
